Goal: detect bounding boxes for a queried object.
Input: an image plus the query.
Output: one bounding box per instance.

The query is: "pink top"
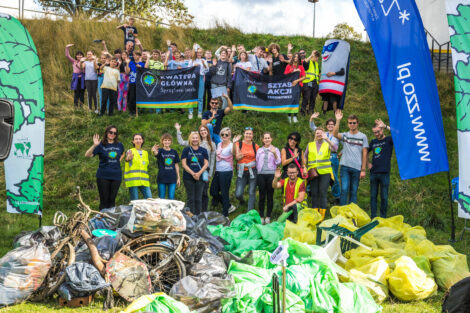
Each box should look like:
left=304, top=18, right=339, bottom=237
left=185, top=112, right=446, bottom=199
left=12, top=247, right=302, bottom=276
left=284, top=64, right=306, bottom=87
left=65, top=46, right=83, bottom=74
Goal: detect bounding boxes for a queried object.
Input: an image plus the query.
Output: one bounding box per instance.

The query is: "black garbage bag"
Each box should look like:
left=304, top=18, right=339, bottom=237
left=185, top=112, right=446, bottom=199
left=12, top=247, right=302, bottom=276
left=196, top=211, right=230, bottom=227
left=88, top=205, right=133, bottom=231
left=442, top=276, right=470, bottom=313
left=58, top=263, right=109, bottom=301
left=183, top=211, right=228, bottom=254
left=95, top=235, right=122, bottom=260
left=13, top=226, right=61, bottom=249
left=182, top=238, right=208, bottom=265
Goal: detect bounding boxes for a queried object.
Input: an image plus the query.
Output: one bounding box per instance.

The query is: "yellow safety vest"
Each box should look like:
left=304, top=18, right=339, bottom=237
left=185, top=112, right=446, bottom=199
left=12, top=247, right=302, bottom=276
left=124, top=148, right=150, bottom=188
left=307, top=141, right=333, bottom=175
left=303, top=60, right=320, bottom=84
left=283, top=177, right=304, bottom=205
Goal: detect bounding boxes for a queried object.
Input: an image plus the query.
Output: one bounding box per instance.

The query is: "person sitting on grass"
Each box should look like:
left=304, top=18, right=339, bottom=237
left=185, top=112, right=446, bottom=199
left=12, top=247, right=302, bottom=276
left=272, top=164, right=306, bottom=223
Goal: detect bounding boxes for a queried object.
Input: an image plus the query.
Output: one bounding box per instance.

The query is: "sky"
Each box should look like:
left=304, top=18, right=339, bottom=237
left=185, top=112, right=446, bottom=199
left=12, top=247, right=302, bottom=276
left=0, top=0, right=366, bottom=38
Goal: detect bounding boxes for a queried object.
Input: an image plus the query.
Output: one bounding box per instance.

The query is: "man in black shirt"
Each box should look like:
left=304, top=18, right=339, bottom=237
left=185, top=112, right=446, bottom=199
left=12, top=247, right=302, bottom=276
left=368, top=119, right=394, bottom=218
left=201, top=94, right=233, bottom=145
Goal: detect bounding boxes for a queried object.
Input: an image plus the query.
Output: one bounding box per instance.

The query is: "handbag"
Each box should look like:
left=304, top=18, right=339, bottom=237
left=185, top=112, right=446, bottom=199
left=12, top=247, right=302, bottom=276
left=307, top=167, right=319, bottom=181
left=189, top=146, right=209, bottom=182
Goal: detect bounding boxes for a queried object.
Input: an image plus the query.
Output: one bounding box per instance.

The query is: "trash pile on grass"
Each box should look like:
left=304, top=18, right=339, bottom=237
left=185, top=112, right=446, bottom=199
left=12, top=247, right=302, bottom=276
left=0, top=198, right=468, bottom=312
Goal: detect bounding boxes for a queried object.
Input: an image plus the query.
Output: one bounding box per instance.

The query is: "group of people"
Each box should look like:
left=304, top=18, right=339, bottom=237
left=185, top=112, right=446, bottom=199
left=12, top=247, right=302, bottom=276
left=85, top=103, right=394, bottom=222
left=66, top=17, right=327, bottom=122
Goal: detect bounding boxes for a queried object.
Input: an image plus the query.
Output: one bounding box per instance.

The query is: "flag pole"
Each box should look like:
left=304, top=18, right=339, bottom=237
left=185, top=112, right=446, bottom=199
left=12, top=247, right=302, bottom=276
left=447, top=171, right=456, bottom=242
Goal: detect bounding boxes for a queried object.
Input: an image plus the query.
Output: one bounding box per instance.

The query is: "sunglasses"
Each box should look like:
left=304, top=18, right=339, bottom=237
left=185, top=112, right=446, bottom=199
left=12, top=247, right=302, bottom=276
left=108, top=131, right=117, bottom=135
left=289, top=137, right=298, bottom=142
left=245, top=127, right=253, bottom=131
left=348, top=122, right=357, bottom=125
left=210, top=101, right=218, bottom=104
left=221, top=133, right=230, bottom=137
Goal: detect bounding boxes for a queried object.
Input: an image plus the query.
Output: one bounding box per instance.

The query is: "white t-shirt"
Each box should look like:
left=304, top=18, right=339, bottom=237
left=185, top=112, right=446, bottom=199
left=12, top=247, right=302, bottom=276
left=101, top=67, right=120, bottom=91
left=216, top=142, right=233, bottom=172
left=84, top=61, right=98, bottom=80
left=189, top=58, right=209, bottom=76
left=236, top=61, right=252, bottom=70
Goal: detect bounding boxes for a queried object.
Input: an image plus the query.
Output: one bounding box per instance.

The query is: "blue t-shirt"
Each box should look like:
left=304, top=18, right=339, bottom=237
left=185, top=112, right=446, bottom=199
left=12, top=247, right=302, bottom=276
left=369, top=136, right=394, bottom=173
left=202, top=109, right=225, bottom=135
left=181, top=146, right=208, bottom=180
left=156, top=148, right=180, bottom=184
left=93, top=142, right=124, bottom=180
left=129, top=61, right=145, bottom=84
left=167, top=60, right=187, bottom=70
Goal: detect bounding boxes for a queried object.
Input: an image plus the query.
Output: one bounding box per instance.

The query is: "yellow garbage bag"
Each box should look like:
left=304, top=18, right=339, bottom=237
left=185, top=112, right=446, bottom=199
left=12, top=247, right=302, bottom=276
left=298, top=208, right=323, bottom=228
left=345, top=247, right=407, bottom=271
left=368, top=227, right=403, bottom=242
left=330, top=203, right=371, bottom=227
left=319, top=216, right=358, bottom=232
left=284, top=208, right=323, bottom=244
left=387, top=256, right=437, bottom=301
left=346, top=256, right=390, bottom=303
left=120, top=292, right=191, bottom=313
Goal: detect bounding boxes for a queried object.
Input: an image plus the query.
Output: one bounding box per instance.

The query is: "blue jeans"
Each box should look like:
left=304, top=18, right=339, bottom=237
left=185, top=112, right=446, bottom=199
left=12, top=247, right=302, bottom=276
left=235, top=170, right=257, bottom=211
left=129, top=186, right=152, bottom=201
left=158, top=183, right=176, bottom=199
left=339, top=166, right=360, bottom=205
left=330, top=153, right=341, bottom=199
left=370, top=172, right=390, bottom=218
left=189, top=76, right=205, bottom=115
left=98, top=76, right=109, bottom=111
left=206, top=123, right=221, bottom=145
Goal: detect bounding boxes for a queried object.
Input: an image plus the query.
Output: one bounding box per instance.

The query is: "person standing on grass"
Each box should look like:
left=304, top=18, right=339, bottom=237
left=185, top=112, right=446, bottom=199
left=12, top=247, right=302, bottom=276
left=210, top=49, right=232, bottom=110
left=99, top=56, right=120, bottom=116
left=248, top=46, right=269, bottom=74
left=272, top=164, right=306, bottom=223
left=234, top=51, right=252, bottom=71
left=281, top=132, right=307, bottom=179
left=305, top=127, right=336, bottom=217
left=301, top=50, right=321, bottom=115
left=117, top=17, right=138, bottom=46
left=181, top=132, right=209, bottom=215
left=210, top=128, right=240, bottom=216
left=85, top=126, right=124, bottom=211
left=189, top=46, right=209, bottom=119
left=201, top=94, right=233, bottom=145
left=125, top=51, right=145, bottom=116
left=203, top=49, right=214, bottom=110
left=124, top=134, right=152, bottom=201
left=368, top=119, right=394, bottom=218
left=267, top=43, right=287, bottom=76
left=234, top=127, right=259, bottom=212
left=80, top=50, right=99, bottom=113
left=310, top=113, right=341, bottom=204
left=256, top=132, right=281, bottom=224
left=145, top=50, right=165, bottom=70
left=65, top=44, right=85, bottom=107
left=117, top=51, right=130, bottom=112
left=97, top=52, right=110, bottom=113
left=333, top=110, right=369, bottom=205
left=152, top=133, right=180, bottom=200
left=175, top=123, right=216, bottom=212
left=284, top=53, right=306, bottom=124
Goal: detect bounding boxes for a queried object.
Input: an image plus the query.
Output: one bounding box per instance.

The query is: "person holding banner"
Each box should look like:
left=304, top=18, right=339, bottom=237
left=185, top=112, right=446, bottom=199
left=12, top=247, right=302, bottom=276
left=368, top=119, right=393, bottom=218
left=181, top=132, right=209, bottom=215
left=281, top=132, right=306, bottom=179
left=284, top=53, right=306, bottom=124
left=210, top=128, right=240, bottom=216
left=234, top=127, right=259, bottom=211
left=85, top=126, right=125, bottom=210
left=256, top=132, right=281, bottom=224
left=145, top=50, right=165, bottom=70
left=124, top=134, right=152, bottom=200
left=201, top=94, right=233, bottom=145
left=248, top=46, right=269, bottom=74
left=189, top=47, right=209, bottom=119
left=333, top=110, right=368, bottom=205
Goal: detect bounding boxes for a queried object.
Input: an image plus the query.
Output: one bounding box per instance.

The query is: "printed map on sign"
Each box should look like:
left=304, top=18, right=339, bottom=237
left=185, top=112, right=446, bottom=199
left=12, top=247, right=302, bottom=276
left=0, top=14, right=45, bottom=215
left=447, top=2, right=470, bottom=218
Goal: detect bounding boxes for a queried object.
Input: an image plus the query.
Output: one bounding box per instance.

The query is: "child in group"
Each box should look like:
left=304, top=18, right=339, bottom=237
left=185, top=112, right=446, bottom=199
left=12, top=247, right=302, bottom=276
left=125, top=133, right=152, bottom=200
left=152, top=134, right=181, bottom=200
left=145, top=50, right=165, bottom=70
left=99, top=56, right=120, bottom=116
left=118, top=51, right=130, bottom=112
left=81, top=50, right=99, bottom=113
left=97, top=53, right=110, bottom=112
left=117, top=17, right=138, bottom=46
left=65, top=43, right=85, bottom=107
left=126, top=51, right=145, bottom=116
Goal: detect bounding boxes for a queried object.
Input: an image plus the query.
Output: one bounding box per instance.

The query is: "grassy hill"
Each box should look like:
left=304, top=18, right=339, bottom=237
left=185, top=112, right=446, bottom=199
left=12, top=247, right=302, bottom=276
left=0, top=18, right=464, bottom=312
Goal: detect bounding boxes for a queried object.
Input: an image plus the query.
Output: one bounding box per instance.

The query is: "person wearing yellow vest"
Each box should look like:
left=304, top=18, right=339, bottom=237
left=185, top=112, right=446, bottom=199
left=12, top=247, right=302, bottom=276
left=301, top=50, right=320, bottom=116
left=305, top=127, right=335, bottom=212
left=124, top=134, right=152, bottom=201
left=272, top=164, right=306, bottom=223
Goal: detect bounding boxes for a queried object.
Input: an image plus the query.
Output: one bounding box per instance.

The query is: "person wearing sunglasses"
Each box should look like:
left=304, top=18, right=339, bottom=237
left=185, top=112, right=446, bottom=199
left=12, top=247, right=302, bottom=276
left=281, top=132, right=307, bottom=179
left=234, top=127, right=259, bottom=211
left=85, top=125, right=125, bottom=210
left=210, top=127, right=241, bottom=216
left=201, top=94, right=233, bottom=145
left=333, top=110, right=369, bottom=205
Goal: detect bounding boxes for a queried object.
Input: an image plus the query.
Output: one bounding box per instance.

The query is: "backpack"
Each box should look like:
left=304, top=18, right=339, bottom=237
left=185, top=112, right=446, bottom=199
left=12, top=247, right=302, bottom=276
left=239, top=141, right=257, bottom=156
left=442, top=276, right=470, bottom=313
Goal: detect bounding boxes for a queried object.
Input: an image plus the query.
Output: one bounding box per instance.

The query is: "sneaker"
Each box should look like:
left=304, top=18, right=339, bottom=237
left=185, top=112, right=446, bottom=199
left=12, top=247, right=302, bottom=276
left=198, top=113, right=202, bottom=119
left=188, top=113, right=193, bottom=120
left=228, top=204, right=237, bottom=214
left=287, top=116, right=292, bottom=123
left=94, top=109, right=99, bottom=114
left=265, top=217, right=270, bottom=224
left=292, top=116, right=298, bottom=123
left=260, top=217, right=265, bottom=224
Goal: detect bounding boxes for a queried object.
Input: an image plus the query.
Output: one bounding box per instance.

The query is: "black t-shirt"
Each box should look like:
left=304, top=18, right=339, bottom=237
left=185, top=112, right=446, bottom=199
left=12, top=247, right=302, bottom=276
left=181, top=146, right=208, bottom=180
left=369, top=136, right=394, bottom=173
left=156, top=148, right=180, bottom=184
left=93, top=142, right=124, bottom=180
left=202, top=109, right=226, bottom=135
left=271, top=54, right=287, bottom=76
left=120, top=26, right=138, bottom=45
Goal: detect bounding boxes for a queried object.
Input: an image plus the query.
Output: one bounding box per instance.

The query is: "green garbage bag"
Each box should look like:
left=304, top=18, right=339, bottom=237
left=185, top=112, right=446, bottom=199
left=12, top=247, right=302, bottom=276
left=337, top=283, right=382, bottom=313
left=221, top=282, right=264, bottom=313
left=257, top=286, right=305, bottom=313
left=239, top=250, right=277, bottom=269
left=227, top=261, right=274, bottom=285
left=121, top=292, right=191, bottom=313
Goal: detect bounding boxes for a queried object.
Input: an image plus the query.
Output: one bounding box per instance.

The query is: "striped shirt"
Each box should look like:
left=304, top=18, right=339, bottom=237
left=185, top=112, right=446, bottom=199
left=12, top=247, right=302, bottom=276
left=340, top=131, right=369, bottom=171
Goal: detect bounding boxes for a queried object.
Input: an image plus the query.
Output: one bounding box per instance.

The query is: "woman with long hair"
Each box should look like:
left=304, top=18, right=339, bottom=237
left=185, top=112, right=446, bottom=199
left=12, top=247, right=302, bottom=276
left=175, top=123, right=216, bottom=211
left=256, top=132, right=281, bottom=224
left=81, top=50, right=99, bottom=113
left=281, top=132, right=307, bottom=179
left=210, top=127, right=241, bottom=216
left=234, top=51, right=252, bottom=71
left=124, top=134, right=152, bottom=200
left=117, top=51, right=130, bottom=112
left=284, top=53, right=306, bottom=124
left=85, top=125, right=124, bottom=210
left=152, top=133, right=180, bottom=200
left=181, top=132, right=209, bottom=215
left=65, top=43, right=85, bottom=107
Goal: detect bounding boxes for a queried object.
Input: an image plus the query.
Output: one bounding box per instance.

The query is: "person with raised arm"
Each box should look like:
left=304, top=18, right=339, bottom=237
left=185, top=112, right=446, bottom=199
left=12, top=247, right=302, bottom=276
left=80, top=50, right=99, bottom=113
left=284, top=53, right=306, bottom=124
left=152, top=133, right=180, bottom=200
left=272, top=164, right=306, bottom=223
left=201, top=94, right=233, bottom=145
left=65, top=43, right=85, bottom=107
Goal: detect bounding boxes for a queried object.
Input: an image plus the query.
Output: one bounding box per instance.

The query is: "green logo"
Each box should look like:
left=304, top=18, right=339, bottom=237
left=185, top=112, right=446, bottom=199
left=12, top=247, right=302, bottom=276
left=374, top=147, right=382, bottom=155
left=143, top=74, right=156, bottom=86
left=248, top=85, right=257, bottom=94
left=108, top=151, right=117, bottom=159
left=164, top=157, right=173, bottom=166
left=191, top=156, right=198, bottom=163
left=13, top=141, right=31, bottom=158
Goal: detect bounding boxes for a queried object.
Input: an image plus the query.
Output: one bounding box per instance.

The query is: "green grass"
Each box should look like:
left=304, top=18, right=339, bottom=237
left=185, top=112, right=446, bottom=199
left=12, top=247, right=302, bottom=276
left=0, top=18, right=466, bottom=312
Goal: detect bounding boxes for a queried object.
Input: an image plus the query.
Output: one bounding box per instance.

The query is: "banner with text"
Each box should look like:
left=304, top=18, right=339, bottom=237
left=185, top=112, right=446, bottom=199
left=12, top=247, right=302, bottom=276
left=136, top=67, right=199, bottom=109
left=1, top=15, right=45, bottom=215
left=446, top=0, right=470, bottom=218
left=353, top=0, right=449, bottom=180
left=233, top=69, right=301, bottom=113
